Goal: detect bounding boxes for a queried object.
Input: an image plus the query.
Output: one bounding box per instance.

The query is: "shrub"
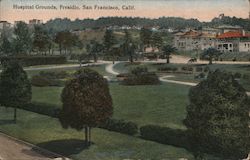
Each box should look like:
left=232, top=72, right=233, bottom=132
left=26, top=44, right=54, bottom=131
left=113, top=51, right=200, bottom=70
left=233, top=72, right=242, bottom=79
left=121, top=67, right=160, bottom=85
left=31, top=75, right=51, bottom=87
left=0, top=56, right=67, bottom=66
left=204, top=66, right=210, bottom=72
left=242, top=74, right=250, bottom=80
left=39, top=70, right=70, bottom=79
left=157, top=66, right=178, bottom=72
left=18, top=102, right=61, bottom=118
left=181, top=66, right=193, bottom=72
left=195, top=67, right=203, bottom=72
left=31, top=75, right=64, bottom=87
left=100, top=119, right=138, bottom=135
left=140, top=125, right=189, bottom=149
left=195, top=73, right=206, bottom=79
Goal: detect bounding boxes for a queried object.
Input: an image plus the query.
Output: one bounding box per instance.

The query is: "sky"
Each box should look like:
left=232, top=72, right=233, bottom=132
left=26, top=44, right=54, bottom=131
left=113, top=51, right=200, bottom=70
left=0, top=0, right=249, bottom=23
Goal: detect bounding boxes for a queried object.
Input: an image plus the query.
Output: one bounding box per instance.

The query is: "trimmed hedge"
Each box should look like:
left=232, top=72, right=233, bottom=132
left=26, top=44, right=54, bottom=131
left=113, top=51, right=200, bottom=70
left=140, top=125, right=189, bottom=149
left=100, top=118, right=138, bottom=135
left=31, top=75, right=65, bottom=87
left=18, top=102, right=61, bottom=118
left=0, top=56, right=67, bottom=66
left=121, top=67, right=160, bottom=85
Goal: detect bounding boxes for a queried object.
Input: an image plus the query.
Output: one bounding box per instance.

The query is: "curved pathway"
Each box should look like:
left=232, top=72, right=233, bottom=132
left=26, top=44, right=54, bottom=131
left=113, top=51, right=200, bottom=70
left=105, top=62, right=250, bottom=96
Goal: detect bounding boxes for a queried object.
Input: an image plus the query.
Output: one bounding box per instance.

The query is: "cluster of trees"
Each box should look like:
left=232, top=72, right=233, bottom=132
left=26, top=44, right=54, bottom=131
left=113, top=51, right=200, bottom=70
left=0, top=22, right=83, bottom=56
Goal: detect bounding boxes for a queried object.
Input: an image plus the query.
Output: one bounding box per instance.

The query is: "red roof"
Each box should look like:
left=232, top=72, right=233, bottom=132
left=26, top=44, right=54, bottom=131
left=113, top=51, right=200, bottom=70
left=217, top=31, right=250, bottom=39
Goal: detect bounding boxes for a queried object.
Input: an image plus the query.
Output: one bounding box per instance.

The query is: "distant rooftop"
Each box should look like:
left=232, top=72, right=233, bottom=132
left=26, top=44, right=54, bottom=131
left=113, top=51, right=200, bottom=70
left=217, top=31, right=250, bottom=39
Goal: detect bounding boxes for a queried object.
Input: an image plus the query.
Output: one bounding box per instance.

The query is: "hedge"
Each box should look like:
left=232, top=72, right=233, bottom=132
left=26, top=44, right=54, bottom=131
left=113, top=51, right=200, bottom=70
left=100, top=118, right=138, bottom=135
left=18, top=102, right=61, bottom=118
left=31, top=75, right=65, bottom=87
left=0, top=56, right=67, bottom=66
left=140, top=125, right=189, bottom=149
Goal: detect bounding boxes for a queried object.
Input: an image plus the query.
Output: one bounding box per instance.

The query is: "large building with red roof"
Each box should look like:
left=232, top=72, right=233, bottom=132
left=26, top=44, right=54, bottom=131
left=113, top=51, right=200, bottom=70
left=174, top=25, right=250, bottom=53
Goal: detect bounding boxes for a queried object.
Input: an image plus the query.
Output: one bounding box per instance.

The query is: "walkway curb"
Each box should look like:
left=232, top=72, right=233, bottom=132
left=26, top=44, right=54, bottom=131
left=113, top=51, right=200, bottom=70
left=0, top=131, right=71, bottom=160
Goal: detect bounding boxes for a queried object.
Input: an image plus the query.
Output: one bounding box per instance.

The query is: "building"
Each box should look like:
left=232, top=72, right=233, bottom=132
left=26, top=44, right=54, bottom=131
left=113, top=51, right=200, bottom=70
left=217, top=31, right=250, bottom=53
left=29, top=19, right=43, bottom=25
left=174, top=30, right=216, bottom=51
left=174, top=25, right=250, bottom=53
left=0, top=21, right=12, bottom=38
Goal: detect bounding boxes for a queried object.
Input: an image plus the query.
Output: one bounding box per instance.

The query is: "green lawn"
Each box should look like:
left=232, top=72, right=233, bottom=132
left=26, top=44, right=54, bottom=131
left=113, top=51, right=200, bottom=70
left=0, top=108, right=194, bottom=160
left=32, top=82, right=190, bottom=130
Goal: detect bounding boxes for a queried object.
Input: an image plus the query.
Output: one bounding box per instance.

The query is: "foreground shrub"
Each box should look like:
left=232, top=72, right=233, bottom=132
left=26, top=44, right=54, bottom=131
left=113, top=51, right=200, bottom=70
left=140, top=125, right=189, bottom=148
left=121, top=67, right=160, bottom=85
left=100, top=118, right=138, bottom=135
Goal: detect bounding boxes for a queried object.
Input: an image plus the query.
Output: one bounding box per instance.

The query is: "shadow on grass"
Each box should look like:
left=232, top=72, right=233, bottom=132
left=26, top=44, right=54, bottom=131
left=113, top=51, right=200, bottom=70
left=0, top=119, right=15, bottom=125
left=36, top=139, right=91, bottom=156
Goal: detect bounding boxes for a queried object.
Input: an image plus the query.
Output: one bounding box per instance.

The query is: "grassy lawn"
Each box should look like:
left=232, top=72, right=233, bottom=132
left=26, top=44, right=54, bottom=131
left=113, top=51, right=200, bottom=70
left=32, top=82, right=190, bottom=130
left=0, top=108, right=194, bottom=160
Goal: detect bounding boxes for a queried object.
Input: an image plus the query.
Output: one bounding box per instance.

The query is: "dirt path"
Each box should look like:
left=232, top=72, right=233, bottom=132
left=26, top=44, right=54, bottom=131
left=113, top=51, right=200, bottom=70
left=105, top=62, right=250, bottom=96
left=0, top=132, right=67, bottom=160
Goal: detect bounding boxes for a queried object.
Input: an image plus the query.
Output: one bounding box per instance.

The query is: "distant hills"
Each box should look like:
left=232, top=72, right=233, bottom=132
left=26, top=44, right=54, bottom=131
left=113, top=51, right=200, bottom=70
left=44, top=16, right=250, bottom=32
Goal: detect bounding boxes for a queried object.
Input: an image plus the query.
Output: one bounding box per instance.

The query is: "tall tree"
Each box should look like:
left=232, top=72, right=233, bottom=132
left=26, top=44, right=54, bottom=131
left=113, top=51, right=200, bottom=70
left=140, top=27, right=152, bottom=52
left=59, top=69, right=113, bottom=146
left=13, top=22, right=32, bottom=55
left=0, top=61, right=31, bottom=123
left=184, top=70, right=250, bottom=159
left=151, top=32, right=163, bottom=53
left=201, top=48, right=221, bottom=65
left=122, top=30, right=136, bottom=63
left=103, top=29, right=116, bottom=53
left=0, top=35, right=12, bottom=55
left=162, top=45, right=176, bottom=63
left=87, top=40, right=103, bottom=62
left=33, top=26, right=51, bottom=55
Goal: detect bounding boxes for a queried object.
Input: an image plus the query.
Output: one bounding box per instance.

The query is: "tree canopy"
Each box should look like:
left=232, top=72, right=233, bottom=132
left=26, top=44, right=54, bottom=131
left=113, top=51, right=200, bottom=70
left=59, top=68, right=113, bottom=145
left=185, top=70, right=250, bottom=159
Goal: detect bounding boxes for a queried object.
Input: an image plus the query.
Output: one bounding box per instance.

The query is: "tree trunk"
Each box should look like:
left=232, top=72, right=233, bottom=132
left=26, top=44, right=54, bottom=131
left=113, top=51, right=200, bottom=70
left=14, top=107, right=17, bottom=123
left=166, top=55, right=170, bottom=64
left=209, top=57, right=212, bottom=65
left=59, top=44, right=62, bottom=55
left=85, top=126, right=88, bottom=144
left=130, top=54, right=133, bottom=63
left=88, top=127, right=91, bottom=145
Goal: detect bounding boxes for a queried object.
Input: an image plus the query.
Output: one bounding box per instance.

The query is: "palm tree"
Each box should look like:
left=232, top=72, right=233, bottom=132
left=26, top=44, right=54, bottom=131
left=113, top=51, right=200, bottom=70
left=202, top=48, right=221, bottom=65
left=162, top=45, right=176, bottom=64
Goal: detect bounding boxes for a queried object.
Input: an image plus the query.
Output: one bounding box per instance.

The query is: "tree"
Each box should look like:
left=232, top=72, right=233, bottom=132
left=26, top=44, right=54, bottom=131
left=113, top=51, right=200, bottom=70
left=13, top=21, right=32, bottom=55
left=184, top=70, right=250, bottom=159
left=151, top=32, right=163, bottom=53
left=122, top=30, right=136, bottom=63
left=86, top=40, right=103, bottom=62
left=103, top=29, right=116, bottom=54
left=201, top=48, right=221, bottom=65
left=33, top=26, right=51, bottom=55
left=59, top=69, right=113, bottom=145
left=162, top=45, right=176, bottom=63
left=0, top=61, right=31, bottom=123
left=140, top=27, right=152, bottom=52
left=0, top=35, right=12, bottom=55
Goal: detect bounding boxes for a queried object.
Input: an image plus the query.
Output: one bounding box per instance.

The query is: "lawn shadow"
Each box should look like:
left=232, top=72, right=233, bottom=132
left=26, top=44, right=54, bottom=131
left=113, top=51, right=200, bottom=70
left=0, top=119, right=15, bottom=125
left=36, top=139, right=91, bottom=156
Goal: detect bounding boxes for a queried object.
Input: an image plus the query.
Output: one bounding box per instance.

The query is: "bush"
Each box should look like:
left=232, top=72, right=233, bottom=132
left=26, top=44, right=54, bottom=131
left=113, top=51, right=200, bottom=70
left=195, top=67, right=203, bottom=72
left=204, top=66, right=210, bottom=72
left=140, top=125, right=189, bottom=149
left=0, top=56, right=67, bottom=66
left=195, top=73, right=206, bottom=79
left=18, top=102, right=61, bottom=118
left=158, top=66, right=178, bottom=72
left=181, top=66, right=193, bottom=72
left=242, top=74, right=250, bottom=80
left=121, top=67, right=160, bottom=85
left=233, top=72, right=242, bottom=79
left=100, top=119, right=138, bottom=135
left=31, top=75, right=64, bottom=87
left=39, top=71, right=70, bottom=79
left=31, top=75, right=51, bottom=87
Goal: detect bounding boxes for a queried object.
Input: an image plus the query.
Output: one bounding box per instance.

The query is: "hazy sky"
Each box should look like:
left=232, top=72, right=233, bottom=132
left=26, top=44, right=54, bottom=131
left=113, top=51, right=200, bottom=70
left=0, top=0, right=249, bottom=23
